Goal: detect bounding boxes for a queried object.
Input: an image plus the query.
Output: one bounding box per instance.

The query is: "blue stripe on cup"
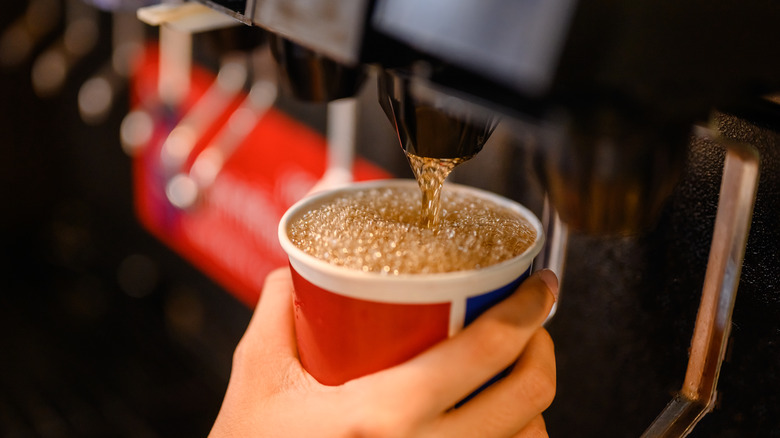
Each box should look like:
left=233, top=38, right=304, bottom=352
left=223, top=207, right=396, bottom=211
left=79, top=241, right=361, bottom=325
left=464, top=268, right=530, bottom=326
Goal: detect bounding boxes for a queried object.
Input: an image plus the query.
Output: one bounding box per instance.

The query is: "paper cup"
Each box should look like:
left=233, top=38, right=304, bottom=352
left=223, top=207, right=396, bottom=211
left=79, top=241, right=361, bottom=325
left=278, top=179, right=544, bottom=386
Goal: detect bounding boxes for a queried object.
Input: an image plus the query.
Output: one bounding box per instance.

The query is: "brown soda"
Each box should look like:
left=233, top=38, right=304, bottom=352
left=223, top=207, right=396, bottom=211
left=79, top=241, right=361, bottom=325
left=288, top=186, right=536, bottom=275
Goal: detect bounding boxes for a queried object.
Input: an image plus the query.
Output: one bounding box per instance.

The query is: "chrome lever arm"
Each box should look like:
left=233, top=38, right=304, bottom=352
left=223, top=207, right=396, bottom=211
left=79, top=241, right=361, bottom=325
left=642, top=126, right=760, bottom=438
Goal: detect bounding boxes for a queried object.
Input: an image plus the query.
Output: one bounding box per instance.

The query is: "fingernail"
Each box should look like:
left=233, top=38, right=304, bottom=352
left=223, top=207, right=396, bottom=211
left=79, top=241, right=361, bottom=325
left=536, top=269, right=559, bottom=301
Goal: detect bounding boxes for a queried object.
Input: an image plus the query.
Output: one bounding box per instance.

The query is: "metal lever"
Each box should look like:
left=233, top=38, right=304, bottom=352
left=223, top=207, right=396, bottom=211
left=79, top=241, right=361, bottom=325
left=537, top=195, right=569, bottom=323
left=307, top=97, right=358, bottom=195
left=642, top=126, right=760, bottom=437
left=166, top=77, right=277, bottom=209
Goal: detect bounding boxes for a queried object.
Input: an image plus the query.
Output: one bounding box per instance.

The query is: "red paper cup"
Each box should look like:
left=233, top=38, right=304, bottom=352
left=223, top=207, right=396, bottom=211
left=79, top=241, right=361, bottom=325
left=278, top=179, right=544, bottom=386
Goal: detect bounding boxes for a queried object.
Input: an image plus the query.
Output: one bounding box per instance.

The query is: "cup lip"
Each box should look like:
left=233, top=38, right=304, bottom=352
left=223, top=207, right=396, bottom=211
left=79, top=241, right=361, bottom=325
left=278, top=179, right=545, bottom=302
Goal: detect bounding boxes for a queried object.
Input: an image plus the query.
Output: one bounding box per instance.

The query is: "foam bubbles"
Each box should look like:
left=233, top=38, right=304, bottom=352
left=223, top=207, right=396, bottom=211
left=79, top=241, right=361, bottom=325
left=288, top=186, right=535, bottom=274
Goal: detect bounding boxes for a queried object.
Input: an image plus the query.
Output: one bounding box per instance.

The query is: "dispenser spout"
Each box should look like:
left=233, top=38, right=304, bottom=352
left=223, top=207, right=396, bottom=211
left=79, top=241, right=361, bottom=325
left=377, top=68, right=497, bottom=161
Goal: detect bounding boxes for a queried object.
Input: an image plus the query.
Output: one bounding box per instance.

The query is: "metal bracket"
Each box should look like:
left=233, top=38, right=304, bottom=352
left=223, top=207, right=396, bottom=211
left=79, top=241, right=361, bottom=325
left=137, top=2, right=240, bottom=33
left=642, top=126, right=760, bottom=437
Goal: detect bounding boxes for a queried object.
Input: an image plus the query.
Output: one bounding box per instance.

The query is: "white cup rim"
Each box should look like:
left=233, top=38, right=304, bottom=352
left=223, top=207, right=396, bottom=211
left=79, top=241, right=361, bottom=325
left=278, top=179, right=545, bottom=303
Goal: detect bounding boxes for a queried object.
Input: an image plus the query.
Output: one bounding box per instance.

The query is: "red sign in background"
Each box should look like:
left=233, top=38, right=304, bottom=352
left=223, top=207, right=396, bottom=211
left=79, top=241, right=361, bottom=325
left=129, top=47, right=390, bottom=307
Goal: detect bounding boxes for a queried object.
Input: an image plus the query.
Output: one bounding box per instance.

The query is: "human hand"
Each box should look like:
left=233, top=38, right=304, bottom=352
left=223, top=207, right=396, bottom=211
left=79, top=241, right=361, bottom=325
left=209, top=267, right=558, bottom=438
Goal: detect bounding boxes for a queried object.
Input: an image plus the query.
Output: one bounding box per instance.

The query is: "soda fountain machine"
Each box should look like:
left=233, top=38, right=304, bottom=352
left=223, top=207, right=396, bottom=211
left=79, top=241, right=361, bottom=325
left=173, top=1, right=780, bottom=436
left=2, top=1, right=779, bottom=436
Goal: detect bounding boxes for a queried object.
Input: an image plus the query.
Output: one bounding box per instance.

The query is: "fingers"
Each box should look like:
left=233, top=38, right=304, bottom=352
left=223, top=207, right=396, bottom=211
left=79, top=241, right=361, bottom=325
left=514, top=415, right=548, bottom=438
left=432, top=329, right=556, bottom=437
left=212, top=268, right=300, bottom=434
left=233, top=267, right=298, bottom=370
left=371, top=270, right=558, bottom=415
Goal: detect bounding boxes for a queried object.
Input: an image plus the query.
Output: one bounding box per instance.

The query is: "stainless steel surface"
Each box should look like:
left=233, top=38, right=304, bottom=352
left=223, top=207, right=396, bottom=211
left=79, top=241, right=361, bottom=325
left=642, top=395, right=709, bottom=438
left=372, top=0, right=576, bottom=95
left=196, top=0, right=255, bottom=25
left=252, top=0, right=370, bottom=66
